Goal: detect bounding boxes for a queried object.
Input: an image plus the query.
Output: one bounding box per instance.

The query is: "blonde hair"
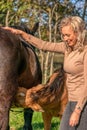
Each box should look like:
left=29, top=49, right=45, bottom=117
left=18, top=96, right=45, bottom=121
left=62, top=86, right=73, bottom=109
left=59, top=16, right=87, bottom=52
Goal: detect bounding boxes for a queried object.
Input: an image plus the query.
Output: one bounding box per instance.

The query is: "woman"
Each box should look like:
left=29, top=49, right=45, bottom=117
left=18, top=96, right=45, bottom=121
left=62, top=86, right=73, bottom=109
left=4, top=16, right=87, bottom=130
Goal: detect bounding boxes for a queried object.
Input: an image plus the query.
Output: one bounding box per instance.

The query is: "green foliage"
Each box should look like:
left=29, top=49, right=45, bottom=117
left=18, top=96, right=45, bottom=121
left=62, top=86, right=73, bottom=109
left=10, top=108, right=24, bottom=129
left=10, top=108, right=60, bottom=130
left=0, top=0, right=86, bottom=26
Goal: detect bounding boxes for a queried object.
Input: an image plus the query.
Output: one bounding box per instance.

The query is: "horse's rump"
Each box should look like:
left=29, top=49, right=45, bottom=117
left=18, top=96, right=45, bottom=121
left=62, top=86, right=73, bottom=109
left=0, top=25, right=42, bottom=130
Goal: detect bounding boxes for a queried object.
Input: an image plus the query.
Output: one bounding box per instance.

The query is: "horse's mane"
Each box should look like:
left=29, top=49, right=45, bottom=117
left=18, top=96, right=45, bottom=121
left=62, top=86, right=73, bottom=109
left=10, top=22, right=39, bottom=35
left=10, top=23, right=36, bottom=50
left=30, top=66, right=65, bottom=102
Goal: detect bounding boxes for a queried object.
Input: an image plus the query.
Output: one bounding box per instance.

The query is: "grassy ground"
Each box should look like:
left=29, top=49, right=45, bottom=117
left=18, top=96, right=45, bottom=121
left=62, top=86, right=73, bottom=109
left=10, top=108, right=60, bottom=130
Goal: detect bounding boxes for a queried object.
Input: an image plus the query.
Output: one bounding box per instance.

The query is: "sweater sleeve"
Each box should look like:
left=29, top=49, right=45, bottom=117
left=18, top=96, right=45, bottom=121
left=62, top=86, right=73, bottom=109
left=3, top=27, right=66, bottom=54
left=21, top=33, right=66, bottom=53
left=75, top=50, right=87, bottom=110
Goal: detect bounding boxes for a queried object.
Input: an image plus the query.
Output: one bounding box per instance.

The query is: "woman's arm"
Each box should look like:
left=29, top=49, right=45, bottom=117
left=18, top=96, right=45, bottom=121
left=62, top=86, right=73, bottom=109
left=3, top=27, right=66, bottom=54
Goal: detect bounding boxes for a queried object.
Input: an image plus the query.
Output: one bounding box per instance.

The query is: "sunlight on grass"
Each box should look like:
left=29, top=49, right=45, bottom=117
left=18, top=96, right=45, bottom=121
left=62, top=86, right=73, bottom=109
left=10, top=108, right=60, bottom=130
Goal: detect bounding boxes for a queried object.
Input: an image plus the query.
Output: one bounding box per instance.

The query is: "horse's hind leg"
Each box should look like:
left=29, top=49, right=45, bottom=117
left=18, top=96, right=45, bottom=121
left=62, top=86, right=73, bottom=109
left=0, top=107, right=9, bottom=130
left=0, top=91, right=13, bottom=130
left=0, top=71, right=17, bottom=130
left=23, top=108, right=33, bottom=130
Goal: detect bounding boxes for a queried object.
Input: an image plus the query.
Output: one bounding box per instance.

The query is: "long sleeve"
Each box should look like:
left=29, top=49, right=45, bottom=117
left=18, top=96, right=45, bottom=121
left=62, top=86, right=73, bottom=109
left=3, top=27, right=66, bottom=54
left=21, top=33, right=66, bottom=53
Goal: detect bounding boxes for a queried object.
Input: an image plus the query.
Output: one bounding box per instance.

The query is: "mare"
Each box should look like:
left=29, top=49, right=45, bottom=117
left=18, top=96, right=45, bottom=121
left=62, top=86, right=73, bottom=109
left=11, top=23, right=41, bottom=130
left=0, top=24, right=42, bottom=130
left=16, top=66, right=68, bottom=130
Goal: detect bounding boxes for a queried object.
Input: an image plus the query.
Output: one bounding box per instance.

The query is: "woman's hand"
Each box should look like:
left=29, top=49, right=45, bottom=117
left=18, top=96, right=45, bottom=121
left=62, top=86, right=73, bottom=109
left=3, top=27, right=22, bottom=35
left=3, top=27, right=31, bottom=44
left=69, top=109, right=81, bottom=127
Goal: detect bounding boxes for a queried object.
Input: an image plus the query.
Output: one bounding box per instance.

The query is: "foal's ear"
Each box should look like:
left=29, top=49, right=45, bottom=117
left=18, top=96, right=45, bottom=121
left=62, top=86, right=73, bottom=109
left=31, top=22, right=39, bottom=35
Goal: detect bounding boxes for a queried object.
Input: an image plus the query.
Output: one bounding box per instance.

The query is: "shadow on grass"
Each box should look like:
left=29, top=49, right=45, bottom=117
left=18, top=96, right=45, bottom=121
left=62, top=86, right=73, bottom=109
left=51, top=122, right=60, bottom=130
left=17, top=122, right=59, bottom=130
left=33, top=122, right=44, bottom=129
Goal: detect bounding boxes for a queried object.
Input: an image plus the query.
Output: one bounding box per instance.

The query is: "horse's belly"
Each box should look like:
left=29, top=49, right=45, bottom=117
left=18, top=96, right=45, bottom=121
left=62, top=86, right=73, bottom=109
left=18, top=70, right=36, bottom=89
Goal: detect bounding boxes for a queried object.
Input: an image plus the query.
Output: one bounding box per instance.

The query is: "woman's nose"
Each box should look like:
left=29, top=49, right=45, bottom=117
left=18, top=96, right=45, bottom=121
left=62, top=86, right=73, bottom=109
left=63, top=35, right=69, bottom=41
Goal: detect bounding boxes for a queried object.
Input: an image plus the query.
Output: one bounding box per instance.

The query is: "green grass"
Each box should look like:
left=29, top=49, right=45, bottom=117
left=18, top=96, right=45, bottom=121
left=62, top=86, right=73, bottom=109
left=10, top=108, right=60, bottom=130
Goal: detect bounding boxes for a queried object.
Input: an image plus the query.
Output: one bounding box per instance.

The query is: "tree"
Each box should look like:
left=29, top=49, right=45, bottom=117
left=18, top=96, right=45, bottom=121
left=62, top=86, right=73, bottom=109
left=0, top=0, right=86, bottom=82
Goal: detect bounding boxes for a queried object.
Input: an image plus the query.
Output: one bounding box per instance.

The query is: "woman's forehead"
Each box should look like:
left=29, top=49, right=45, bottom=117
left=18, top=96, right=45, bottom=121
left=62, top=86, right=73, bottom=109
left=61, top=25, right=74, bottom=33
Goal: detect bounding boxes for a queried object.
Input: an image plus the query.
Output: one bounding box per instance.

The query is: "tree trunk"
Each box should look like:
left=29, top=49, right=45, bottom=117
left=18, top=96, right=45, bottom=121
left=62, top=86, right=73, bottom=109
left=5, top=10, right=9, bottom=26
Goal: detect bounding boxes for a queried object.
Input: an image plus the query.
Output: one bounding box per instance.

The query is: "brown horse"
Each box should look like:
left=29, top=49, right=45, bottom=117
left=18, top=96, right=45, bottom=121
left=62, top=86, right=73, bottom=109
left=16, top=67, right=68, bottom=130
left=11, top=23, right=42, bottom=130
left=0, top=24, right=42, bottom=130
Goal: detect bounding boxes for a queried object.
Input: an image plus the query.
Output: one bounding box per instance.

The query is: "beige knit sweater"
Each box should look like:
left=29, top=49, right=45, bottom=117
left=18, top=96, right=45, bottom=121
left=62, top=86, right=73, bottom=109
left=12, top=30, right=87, bottom=111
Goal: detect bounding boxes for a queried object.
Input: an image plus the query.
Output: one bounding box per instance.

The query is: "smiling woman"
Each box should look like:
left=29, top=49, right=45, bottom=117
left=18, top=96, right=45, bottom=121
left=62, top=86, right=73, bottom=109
left=4, top=16, right=87, bottom=130
left=61, top=25, right=78, bottom=47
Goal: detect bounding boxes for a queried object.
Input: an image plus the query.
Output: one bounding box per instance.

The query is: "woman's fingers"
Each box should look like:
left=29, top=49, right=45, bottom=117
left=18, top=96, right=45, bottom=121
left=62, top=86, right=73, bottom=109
left=69, top=111, right=80, bottom=127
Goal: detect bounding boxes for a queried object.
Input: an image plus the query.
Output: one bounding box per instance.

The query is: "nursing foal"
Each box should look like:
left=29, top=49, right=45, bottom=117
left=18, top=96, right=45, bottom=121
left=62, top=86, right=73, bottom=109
left=16, top=67, right=68, bottom=130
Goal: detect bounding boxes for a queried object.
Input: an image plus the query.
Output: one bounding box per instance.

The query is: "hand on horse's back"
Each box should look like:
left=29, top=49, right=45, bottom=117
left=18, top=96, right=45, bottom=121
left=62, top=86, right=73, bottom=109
left=3, top=27, right=22, bottom=35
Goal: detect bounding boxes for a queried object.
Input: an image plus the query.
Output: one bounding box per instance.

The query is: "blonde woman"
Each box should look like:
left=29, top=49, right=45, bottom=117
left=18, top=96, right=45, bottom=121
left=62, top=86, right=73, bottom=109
left=4, top=16, right=87, bottom=130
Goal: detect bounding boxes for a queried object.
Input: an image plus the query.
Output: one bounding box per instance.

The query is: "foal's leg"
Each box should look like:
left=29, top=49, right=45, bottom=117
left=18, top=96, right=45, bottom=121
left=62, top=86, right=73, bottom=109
left=42, top=112, right=52, bottom=130
left=23, top=108, right=33, bottom=130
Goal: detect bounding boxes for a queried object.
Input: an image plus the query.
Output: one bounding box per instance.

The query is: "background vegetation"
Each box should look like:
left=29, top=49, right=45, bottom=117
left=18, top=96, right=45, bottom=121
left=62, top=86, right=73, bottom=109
left=0, top=0, right=87, bottom=82
left=0, top=0, right=87, bottom=129
left=10, top=108, right=60, bottom=130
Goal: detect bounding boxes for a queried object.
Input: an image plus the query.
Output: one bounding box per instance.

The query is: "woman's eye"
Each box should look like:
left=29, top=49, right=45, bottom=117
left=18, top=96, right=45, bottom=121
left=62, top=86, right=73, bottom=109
left=62, top=34, right=70, bottom=38
left=66, top=34, right=70, bottom=37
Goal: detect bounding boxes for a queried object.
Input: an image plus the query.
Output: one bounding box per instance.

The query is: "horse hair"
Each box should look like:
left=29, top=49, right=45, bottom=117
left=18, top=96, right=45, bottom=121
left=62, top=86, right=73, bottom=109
left=30, top=66, right=65, bottom=101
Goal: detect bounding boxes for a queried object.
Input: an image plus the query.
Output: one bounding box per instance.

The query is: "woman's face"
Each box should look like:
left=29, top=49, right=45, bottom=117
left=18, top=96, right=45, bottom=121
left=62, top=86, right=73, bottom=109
left=61, top=25, right=78, bottom=47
